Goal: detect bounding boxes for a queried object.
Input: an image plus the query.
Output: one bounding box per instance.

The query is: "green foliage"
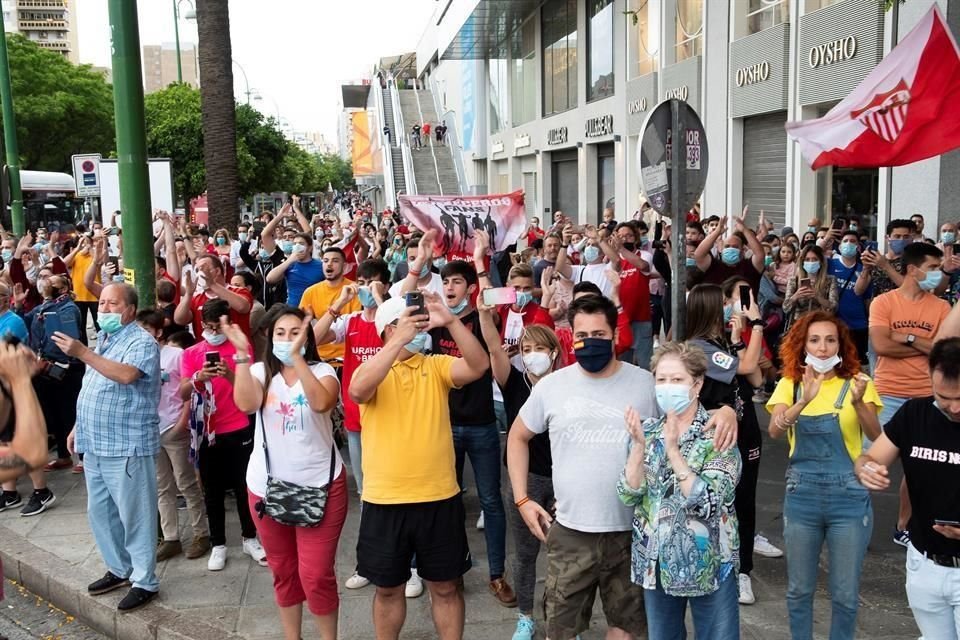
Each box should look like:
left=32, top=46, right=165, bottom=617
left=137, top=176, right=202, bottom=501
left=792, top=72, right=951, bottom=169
left=2, top=35, right=115, bottom=172
left=882, top=0, right=907, bottom=10
left=144, top=83, right=205, bottom=202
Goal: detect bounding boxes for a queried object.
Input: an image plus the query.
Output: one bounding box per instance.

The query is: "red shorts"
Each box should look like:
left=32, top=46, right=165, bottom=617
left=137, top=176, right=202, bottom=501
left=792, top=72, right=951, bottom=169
left=247, top=472, right=348, bottom=615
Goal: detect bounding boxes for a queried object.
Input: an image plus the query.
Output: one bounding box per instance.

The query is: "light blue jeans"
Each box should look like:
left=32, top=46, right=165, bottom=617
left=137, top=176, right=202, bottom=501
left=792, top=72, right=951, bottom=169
left=644, top=570, right=740, bottom=640
left=906, top=543, right=960, bottom=640
left=346, top=430, right=363, bottom=496
left=84, top=453, right=159, bottom=592
left=620, top=320, right=653, bottom=370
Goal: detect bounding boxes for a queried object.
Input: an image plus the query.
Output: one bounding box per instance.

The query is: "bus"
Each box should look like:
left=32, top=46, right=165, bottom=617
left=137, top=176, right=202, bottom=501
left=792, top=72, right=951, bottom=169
left=0, top=170, right=85, bottom=233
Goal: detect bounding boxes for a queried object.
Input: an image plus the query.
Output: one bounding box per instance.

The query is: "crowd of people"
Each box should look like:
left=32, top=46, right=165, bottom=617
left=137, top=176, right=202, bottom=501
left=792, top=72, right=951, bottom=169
left=0, top=195, right=959, bottom=640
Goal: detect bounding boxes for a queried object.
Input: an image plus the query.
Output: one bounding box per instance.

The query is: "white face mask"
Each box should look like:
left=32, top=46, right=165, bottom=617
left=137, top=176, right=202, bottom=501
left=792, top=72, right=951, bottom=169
left=805, top=353, right=841, bottom=374
left=521, top=351, right=554, bottom=377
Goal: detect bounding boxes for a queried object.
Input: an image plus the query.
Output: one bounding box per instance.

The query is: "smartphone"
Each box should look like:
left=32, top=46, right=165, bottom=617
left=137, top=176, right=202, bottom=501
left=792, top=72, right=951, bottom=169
left=106, top=256, right=120, bottom=271
left=800, top=278, right=812, bottom=289
left=205, top=351, right=221, bottom=367
left=42, top=311, right=63, bottom=339
left=946, top=244, right=954, bottom=259
left=482, top=287, right=518, bottom=306
left=405, top=291, right=425, bottom=316
left=831, top=218, right=844, bottom=231
left=739, top=284, right=752, bottom=310
left=252, top=221, right=266, bottom=238
left=866, top=241, right=879, bottom=252
left=934, top=519, right=960, bottom=527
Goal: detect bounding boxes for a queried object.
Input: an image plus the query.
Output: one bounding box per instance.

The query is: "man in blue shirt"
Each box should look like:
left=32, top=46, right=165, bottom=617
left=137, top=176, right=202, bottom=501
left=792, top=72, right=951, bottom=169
left=829, top=230, right=872, bottom=362
left=0, top=282, right=27, bottom=343
left=54, top=283, right=161, bottom=613
left=264, top=232, right=325, bottom=306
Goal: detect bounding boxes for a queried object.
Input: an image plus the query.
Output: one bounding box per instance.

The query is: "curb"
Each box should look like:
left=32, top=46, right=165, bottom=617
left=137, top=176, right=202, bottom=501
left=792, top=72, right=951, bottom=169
left=0, top=523, right=245, bottom=640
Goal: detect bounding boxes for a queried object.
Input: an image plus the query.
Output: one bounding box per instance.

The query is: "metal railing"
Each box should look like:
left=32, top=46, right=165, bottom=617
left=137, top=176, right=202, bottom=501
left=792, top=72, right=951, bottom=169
left=389, top=77, right=417, bottom=196
left=428, top=76, right=468, bottom=196
left=411, top=86, right=444, bottom=195
left=373, top=80, right=396, bottom=209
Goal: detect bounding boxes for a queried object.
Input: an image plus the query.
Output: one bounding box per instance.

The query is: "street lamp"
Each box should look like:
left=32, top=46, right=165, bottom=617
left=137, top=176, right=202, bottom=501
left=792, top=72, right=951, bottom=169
left=172, top=0, right=196, bottom=84
left=233, top=59, right=257, bottom=105
left=253, top=93, right=282, bottom=126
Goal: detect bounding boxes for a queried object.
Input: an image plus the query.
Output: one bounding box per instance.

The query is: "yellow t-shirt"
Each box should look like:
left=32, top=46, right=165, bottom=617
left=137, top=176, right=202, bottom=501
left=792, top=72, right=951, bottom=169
left=299, top=279, right=361, bottom=363
left=766, top=376, right=883, bottom=462
left=359, top=353, right=460, bottom=504
left=71, top=251, right=98, bottom=303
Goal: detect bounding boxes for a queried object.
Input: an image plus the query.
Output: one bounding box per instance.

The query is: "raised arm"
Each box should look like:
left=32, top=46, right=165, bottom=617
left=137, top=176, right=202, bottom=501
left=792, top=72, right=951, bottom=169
left=399, top=230, right=436, bottom=295
left=478, top=302, right=510, bottom=387
left=0, top=344, right=48, bottom=479
left=291, top=195, right=312, bottom=233
left=173, top=271, right=196, bottom=326
left=349, top=306, right=423, bottom=404
left=694, top=216, right=725, bottom=270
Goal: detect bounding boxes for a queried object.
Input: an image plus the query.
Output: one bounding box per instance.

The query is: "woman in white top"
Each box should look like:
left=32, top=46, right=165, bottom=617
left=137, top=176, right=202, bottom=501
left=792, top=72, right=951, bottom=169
left=222, top=305, right=344, bottom=640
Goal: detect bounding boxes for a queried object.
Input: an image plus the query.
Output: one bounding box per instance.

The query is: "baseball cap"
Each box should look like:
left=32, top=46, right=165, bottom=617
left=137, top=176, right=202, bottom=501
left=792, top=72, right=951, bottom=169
left=374, top=296, right=409, bottom=336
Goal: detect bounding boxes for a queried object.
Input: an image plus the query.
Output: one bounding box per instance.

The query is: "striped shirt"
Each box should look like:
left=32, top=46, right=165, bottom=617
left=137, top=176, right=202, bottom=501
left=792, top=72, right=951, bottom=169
left=75, top=322, right=161, bottom=457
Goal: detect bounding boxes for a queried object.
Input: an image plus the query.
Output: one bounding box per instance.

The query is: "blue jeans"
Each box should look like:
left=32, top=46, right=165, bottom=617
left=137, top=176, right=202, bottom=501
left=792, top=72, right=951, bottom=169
left=346, top=430, right=363, bottom=496
left=644, top=570, right=740, bottom=640
left=84, top=453, right=159, bottom=592
left=783, top=472, right=873, bottom=640
left=631, top=320, right=653, bottom=370
left=452, top=423, right=506, bottom=578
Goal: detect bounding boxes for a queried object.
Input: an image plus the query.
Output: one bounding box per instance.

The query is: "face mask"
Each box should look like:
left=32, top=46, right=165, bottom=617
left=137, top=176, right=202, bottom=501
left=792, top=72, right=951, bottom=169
left=522, top=351, right=554, bottom=377
left=447, top=297, right=468, bottom=315
left=839, top=242, right=858, bottom=258
left=37, top=277, right=49, bottom=293
left=685, top=257, right=697, bottom=267
left=919, top=268, right=943, bottom=291
left=804, top=353, right=841, bottom=374
left=807, top=226, right=817, bottom=233
left=25, top=265, right=37, bottom=283
left=315, top=229, right=325, bottom=239
left=583, top=246, right=601, bottom=263
left=933, top=399, right=960, bottom=422
left=292, top=244, right=307, bottom=255
left=721, top=247, right=741, bottom=266
left=259, top=249, right=271, bottom=260
left=216, top=237, right=227, bottom=246
left=404, top=331, right=429, bottom=354
left=433, top=257, right=447, bottom=269
left=849, top=224, right=858, bottom=232
left=943, top=232, right=956, bottom=245
left=238, top=233, right=248, bottom=243
left=889, top=238, right=909, bottom=255
left=723, top=304, right=734, bottom=323
left=639, top=236, right=649, bottom=247
left=622, top=242, right=636, bottom=252
left=515, top=291, right=533, bottom=309
left=0, top=249, right=11, bottom=263
left=357, top=286, right=377, bottom=308
left=573, top=337, right=614, bottom=373
left=203, top=330, right=227, bottom=346
left=280, top=240, right=294, bottom=254
left=803, top=260, right=821, bottom=275
left=272, top=340, right=306, bottom=366
left=655, top=383, right=694, bottom=415
left=764, top=256, right=773, bottom=267
left=98, top=311, right=123, bottom=334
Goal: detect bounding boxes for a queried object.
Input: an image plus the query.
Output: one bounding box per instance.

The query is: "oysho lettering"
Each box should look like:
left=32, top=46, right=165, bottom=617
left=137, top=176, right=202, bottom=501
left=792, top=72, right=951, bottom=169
left=808, top=36, right=857, bottom=69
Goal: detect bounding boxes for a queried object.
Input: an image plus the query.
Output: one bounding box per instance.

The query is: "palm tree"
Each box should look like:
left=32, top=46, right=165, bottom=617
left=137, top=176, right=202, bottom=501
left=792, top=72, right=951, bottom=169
left=195, top=0, right=237, bottom=232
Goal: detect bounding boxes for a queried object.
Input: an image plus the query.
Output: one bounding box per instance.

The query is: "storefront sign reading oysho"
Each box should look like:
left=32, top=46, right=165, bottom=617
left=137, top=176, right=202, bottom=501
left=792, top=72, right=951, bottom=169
left=628, top=98, right=648, bottom=114
left=663, top=86, right=689, bottom=101
left=735, top=61, right=770, bottom=87
left=491, top=140, right=504, bottom=154
left=547, top=126, right=568, bottom=145
left=585, top=114, right=614, bottom=138
left=514, top=133, right=531, bottom=149
left=808, top=36, right=857, bottom=69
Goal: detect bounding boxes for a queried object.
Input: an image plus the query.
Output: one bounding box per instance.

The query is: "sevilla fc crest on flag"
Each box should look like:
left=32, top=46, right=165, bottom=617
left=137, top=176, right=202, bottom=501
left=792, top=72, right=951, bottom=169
left=786, top=6, right=960, bottom=169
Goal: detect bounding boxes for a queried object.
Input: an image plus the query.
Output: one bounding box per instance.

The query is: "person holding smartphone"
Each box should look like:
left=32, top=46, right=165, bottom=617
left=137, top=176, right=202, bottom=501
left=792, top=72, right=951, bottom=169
left=782, top=245, right=838, bottom=329
left=829, top=231, right=872, bottom=362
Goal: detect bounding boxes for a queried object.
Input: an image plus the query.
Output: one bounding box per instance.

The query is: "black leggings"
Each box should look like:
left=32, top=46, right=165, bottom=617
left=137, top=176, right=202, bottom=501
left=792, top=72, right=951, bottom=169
left=736, top=432, right=761, bottom=575
left=76, top=301, right=99, bottom=345
left=198, top=425, right=257, bottom=546
left=34, top=365, right=84, bottom=459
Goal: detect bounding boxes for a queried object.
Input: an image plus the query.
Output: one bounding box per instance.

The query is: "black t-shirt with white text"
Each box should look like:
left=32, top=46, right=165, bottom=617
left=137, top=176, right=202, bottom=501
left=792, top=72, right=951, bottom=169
left=429, top=309, right=496, bottom=426
left=885, top=397, right=960, bottom=557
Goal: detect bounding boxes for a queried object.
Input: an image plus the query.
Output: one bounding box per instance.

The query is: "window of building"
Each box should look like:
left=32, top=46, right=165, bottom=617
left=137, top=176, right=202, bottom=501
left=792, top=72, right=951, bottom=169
left=746, top=0, right=789, bottom=35
left=627, top=0, right=659, bottom=78
left=675, top=0, right=703, bottom=62
left=489, top=55, right=509, bottom=134
left=542, top=0, right=578, bottom=117
left=587, top=0, right=614, bottom=101
left=510, top=18, right=536, bottom=125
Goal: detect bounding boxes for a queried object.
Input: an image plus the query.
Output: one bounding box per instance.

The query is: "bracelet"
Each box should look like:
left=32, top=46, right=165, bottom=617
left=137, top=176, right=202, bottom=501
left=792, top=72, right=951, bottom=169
left=233, top=355, right=251, bottom=364
left=675, top=468, right=691, bottom=482
left=515, top=496, right=530, bottom=508
left=327, top=307, right=341, bottom=319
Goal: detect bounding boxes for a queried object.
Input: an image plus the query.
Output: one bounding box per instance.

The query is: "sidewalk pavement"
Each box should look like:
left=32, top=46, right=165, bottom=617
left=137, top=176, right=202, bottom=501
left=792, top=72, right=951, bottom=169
left=0, top=424, right=919, bottom=640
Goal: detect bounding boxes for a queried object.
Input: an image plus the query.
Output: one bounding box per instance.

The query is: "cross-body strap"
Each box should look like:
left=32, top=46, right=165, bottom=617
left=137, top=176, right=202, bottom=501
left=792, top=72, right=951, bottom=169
left=259, top=407, right=338, bottom=486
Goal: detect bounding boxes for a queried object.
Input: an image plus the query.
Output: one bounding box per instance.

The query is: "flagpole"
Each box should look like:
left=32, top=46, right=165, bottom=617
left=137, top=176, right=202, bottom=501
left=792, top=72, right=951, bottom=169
left=879, top=2, right=899, bottom=251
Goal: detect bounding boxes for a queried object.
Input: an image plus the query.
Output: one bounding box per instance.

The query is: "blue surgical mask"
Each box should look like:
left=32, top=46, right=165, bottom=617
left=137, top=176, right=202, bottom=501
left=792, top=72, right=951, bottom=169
left=803, top=260, right=821, bottom=275
left=203, top=330, right=227, bottom=346
left=447, top=297, right=468, bottom=315
left=807, top=226, right=817, bottom=233
left=98, top=311, right=123, bottom=334
left=723, top=304, right=734, bottom=323
left=839, top=242, right=858, bottom=258
left=216, top=237, right=227, bottom=246
left=0, top=249, right=12, bottom=263
left=849, top=224, right=858, bottom=232
left=272, top=340, right=305, bottom=366
left=583, top=246, right=601, bottom=263
left=357, top=286, right=377, bottom=308
left=281, top=240, right=294, bottom=254
left=238, top=232, right=248, bottom=243
left=433, top=257, right=447, bottom=269
left=655, top=383, right=694, bottom=415
left=943, top=232, right=956, bottom=245
left=721, top=247, right=741, bottom=266
left=405, top=331, right=429, bottom=354
left=764, top=256, right=774, bottom=267
left=919, top=268, right=943, bottom=291
left=933, top=399, right=960, bottom=422
left=889, top=238, right=909, bottom=255
left=685, top=257, right=697, bottom=267
left=259, top=249, right=271, bottom=260
left=515, top=291, right=533, bottom=309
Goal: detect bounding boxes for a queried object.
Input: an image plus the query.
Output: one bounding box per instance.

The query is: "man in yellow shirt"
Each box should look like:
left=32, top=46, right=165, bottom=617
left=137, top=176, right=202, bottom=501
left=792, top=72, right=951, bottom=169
left=65, top=235, right=100, bottom=344
left=299, top=247, right=360, bottom=364
left=351, top=292, right=489, bottom=640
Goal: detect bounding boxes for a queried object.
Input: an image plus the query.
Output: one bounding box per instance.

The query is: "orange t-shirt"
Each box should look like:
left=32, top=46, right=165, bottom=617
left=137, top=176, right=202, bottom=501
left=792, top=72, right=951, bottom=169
left=869, top=289, right=950, bottom=397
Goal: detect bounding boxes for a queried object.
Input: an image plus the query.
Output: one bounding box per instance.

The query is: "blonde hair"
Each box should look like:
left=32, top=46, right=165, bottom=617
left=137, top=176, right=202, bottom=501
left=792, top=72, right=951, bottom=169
left=520, top=325, right=561, bottom=356
left=509, top=263, right=534, bottom=281
left=650, top=341, right=708, bottom=379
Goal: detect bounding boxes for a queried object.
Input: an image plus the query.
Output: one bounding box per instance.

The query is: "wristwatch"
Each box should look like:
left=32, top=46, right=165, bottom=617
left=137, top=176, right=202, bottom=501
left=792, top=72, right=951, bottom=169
left=906, top=334, right=917, bottom=346
left=748, top=318, right=765, bottom=328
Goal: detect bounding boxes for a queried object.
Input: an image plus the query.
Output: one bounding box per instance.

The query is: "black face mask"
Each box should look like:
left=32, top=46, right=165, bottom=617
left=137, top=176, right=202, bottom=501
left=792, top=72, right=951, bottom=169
left=622, top=242, right=636, bottom=252
left=574, top=338, right=614, bottom=373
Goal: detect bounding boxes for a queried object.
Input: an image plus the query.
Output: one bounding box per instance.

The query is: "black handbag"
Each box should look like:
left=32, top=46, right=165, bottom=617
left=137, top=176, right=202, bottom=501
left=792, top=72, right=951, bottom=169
left=254, top=409, right=336, bottom=527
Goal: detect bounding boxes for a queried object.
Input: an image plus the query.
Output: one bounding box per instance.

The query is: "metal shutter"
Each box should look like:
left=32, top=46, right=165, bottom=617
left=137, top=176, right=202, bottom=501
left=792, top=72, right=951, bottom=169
left=742, top=111, right=787, bottom=231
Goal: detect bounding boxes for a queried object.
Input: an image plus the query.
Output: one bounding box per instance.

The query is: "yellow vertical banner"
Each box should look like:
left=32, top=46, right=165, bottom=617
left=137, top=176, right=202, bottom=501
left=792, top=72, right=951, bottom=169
left=351, top=111, right=374, bottom=176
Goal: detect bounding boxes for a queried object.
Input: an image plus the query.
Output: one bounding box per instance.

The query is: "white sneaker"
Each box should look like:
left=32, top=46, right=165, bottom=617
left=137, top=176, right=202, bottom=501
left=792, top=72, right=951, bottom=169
left=753, top=534, right=784, bottom=558
left=476, top=511, right=485, bottom=530
left=207, top=545, right=227, bottom=571
left=345, top=572, right=370, bottom=589
left=405, top=569, right=424, bottom=598
left=242, top=537, right=268, bottom=566
left=738, top=573, right=756, bottom=605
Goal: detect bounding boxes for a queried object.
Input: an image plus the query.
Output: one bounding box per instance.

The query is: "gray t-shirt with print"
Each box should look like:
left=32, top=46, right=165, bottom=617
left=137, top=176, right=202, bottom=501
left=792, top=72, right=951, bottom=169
left=519, top=362, right=658, bottom=533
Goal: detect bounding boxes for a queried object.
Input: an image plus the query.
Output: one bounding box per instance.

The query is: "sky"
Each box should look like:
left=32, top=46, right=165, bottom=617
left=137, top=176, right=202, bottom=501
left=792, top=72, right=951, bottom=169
left=76, top=0, right=438, bottom=144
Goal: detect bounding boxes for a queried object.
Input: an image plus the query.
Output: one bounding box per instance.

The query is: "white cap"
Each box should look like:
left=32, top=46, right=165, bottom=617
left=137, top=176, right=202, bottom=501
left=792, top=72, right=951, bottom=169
left=374, top=296, right=409, bottom=336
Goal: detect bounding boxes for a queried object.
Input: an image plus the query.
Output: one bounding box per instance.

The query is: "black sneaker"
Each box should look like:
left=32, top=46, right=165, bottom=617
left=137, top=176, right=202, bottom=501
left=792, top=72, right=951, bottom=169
left=117, top=587, right=157, bottom=612
left=0, top=491, right=21, bottom=512
left=20, top=489, right=55, bottom=517
left=88, top=571, right=130, bottom=596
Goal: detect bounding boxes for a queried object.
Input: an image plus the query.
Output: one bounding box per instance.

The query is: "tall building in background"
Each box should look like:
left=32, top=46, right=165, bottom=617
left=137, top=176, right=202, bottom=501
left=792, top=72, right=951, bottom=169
left=143, top=43, right=199, bottom=94
left=2, top=0, right=79, bottom=63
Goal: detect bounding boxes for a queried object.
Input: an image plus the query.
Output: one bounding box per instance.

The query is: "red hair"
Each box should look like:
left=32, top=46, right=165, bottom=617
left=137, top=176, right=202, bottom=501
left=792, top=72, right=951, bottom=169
left=779, top=311, right=861, bottom=381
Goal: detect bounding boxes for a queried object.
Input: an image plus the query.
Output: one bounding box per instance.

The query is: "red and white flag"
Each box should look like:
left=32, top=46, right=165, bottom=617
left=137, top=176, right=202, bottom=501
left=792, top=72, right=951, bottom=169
left=786, top=5, right=960, bottom=170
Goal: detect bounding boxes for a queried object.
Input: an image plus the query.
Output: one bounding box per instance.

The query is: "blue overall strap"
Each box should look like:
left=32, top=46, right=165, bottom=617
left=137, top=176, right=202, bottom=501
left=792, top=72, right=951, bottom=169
left=833, top=378, right=852, bottom=412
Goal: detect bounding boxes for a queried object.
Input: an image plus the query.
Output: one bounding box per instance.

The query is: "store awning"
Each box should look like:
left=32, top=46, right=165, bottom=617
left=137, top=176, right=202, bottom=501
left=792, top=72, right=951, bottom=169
left=440, top=0, right=543, bottom=60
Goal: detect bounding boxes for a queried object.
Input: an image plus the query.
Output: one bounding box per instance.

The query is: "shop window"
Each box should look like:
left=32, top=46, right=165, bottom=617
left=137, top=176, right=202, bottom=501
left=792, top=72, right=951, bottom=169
left=542, top=0, right=578, bottom=116
left=675, top=0, right=703, bottom=62
left=746, top=0, right=789, bottom=35
left=511, top=18, right=536, bottom=125
left=489, top=56, right=509, bottom=134
left=587, top=0, right=615, bottom=101
left=627, top=0, right=659, bottom=78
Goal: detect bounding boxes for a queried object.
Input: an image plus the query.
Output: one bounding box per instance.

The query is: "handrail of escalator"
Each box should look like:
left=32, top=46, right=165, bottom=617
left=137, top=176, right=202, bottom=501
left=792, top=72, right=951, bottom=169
left=374, top=79, right=396, bottom=209
left=428, top=76, right=468, bottom=196
left=411, top=84, right=444, bottom=196
left=389, top=77, right=417, bottom=196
